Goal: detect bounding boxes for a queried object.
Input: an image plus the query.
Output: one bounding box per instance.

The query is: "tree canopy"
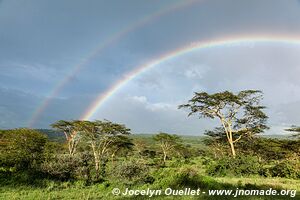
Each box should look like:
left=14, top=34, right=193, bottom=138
left=285, top=126, right=300, bottom=138
left=153, top=132, right=182, bottom=163
left=179, top=90, right=269, bottom=157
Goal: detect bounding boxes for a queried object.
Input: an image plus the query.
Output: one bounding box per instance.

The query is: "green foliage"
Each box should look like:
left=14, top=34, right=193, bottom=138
left=1, top=126, right=300, bottom=199
left=150, top=166, right=233, bottom=191
left=51, top=120, right=81, bottom=155
left=41, top=153, right=92, bottom=181
left=169, top=167, right=209, bottom=189
left=43, top=141, right=66, bottom=161
left=269, top=160, right=300, bottom=179
left=139, top=149, right=157, bottom=158
left=0, top=128, right=47, bottom=171
left=179, top=90, right=269, bottom=157
left=285, top=125, right=300, bottom=138
left=207, top=155, right=262, bottom=177
left=110, top=159, right=152, bottom=184
left=153, top=132, right=183, bottom=163
left=77, top=120, right=132, bottom=180
left=36, top=129, right=65, bottom=142
left=178, top=90, right=268, bottom=134
left=237, top=137, right=300, bottom=161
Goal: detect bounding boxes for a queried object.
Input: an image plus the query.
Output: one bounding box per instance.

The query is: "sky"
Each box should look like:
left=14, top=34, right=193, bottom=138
left=1, top=0, right=300, bottom=135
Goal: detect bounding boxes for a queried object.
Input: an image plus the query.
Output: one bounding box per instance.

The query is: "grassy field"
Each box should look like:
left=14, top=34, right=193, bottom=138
left=0, top=176, right=299, bottom=200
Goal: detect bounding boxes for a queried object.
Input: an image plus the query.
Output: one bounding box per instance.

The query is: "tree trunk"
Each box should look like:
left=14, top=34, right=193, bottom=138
left=94, top=155, right=100, bottom=180
left=94, top=157, right=100, bottom=171
left=222, top=119, right=236, bottom=158
left=229, top=140, right=236, bottom=158
left=68, top=140, right=73, bottom=155
left=91, top=143, right=100, bottom=180
left=111, top=153, right=115, bottom=167
left=163, top=151, right=167, bottom=164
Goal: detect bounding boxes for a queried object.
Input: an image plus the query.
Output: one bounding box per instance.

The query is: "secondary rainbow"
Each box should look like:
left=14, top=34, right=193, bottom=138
left=28, top=0, right=200, bottom=127
left=81, top=34, right=300, bottom=120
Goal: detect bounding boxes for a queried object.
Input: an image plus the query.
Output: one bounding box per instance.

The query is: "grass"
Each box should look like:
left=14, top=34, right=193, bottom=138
left=215, top=177, right=300, bottom=191
left=0, top=176, right=298, bottom=200
left=0, top=185, right=107, bottom=200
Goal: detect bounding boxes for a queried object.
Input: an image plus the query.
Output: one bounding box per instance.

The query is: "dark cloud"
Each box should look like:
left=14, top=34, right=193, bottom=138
left=0, top=87, right=39, bottom=128
left=92, top=43, right=300, bottom=134
left=1, top=0, right=300, bottom=134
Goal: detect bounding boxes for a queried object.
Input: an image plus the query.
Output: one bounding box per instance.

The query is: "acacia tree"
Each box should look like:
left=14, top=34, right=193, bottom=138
left=153, top=133, right=182, bottom=164
left=179, top=90, right=268, bottom=157
left=133, top=139, right=147, bottom=157
left=285, top=126, right=300, bottom=138
left=76, top=120, right=131, bottom=180
left=51, top=120, right=80, bottom=156
left=203, top=127, right=229, bottom=158
left=110, top=135, right=133, bottom=165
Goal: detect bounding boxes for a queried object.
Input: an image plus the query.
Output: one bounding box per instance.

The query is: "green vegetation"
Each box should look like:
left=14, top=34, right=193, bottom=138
left=285, top=126, right=300, bottom=138
left=179, top=90, right=268, bottom=157
left=0, top=90, right=299, bottom=199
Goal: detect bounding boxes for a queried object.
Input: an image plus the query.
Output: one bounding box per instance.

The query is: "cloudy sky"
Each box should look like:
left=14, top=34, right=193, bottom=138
left=1, top=0, right=300, bottom=135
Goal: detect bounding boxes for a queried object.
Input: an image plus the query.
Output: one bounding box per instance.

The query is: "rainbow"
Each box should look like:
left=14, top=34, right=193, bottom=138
left=81, top=34, right=300, bottom=120
left=28, top=0, right=200, bottom=127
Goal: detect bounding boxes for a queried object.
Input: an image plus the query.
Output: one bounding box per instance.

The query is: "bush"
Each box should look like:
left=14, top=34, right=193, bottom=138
left=269, top=160, right=300, bottom=179
left=111, top=160, right=152, bottom=184
left=169, top=167, right=204, bottom=189
left=152, top=166, right=232, bottom=190
left=207, top=155, right=262, bottom=177
left=41, top=153, right=92, bottom=181
left=258, top=165, right=273, bottom=177
left=0, top=129, right=47, bottom=172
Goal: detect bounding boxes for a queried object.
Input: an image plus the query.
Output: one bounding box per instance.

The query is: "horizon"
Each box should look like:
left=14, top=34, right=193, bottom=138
left=27, top=128, right=296, bottom=138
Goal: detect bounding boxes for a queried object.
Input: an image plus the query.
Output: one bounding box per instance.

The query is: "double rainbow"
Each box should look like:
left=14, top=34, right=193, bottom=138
left=28, top=0, right=199, bottom=127
left=80, top=34, right=300, bottom=120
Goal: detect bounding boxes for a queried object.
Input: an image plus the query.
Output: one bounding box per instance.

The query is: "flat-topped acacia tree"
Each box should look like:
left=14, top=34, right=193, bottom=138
left=285, top=126, right=300, bottom=138
left=75, top=120, right=131, bottom=180
left=153, top=133, right=182, bottom=164
left=51, top=120, right=81, bottom=156
left=179, top=90, right=269, bottom=157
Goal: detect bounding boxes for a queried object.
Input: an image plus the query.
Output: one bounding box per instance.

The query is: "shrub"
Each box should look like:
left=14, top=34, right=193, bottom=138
left=207, top=155, right=262, bottom=177
left=152, top=167, right=232, bottom=190
left=169, top=167, right=203, bottom=189
left=269, top=160, right=300, bottom=179
left=258, top=165, right=273, bottom=177
left=0, top=129, right=47, bottom=172
left=41, top=153, right=92, bottom=181
left=111, top=160, right=152, bottom=184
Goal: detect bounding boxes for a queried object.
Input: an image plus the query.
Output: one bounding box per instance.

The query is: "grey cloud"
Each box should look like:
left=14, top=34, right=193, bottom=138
left=1, top=0, right=300, bottom=134
left=93, top=95, right=216, bottom=134
left=96, top=43, right=300, bottom=134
